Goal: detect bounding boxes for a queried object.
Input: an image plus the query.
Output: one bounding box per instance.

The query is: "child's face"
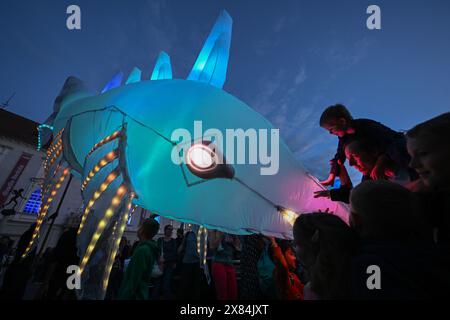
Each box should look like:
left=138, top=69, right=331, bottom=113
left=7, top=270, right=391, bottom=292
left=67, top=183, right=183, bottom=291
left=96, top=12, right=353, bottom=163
left=407, top=134, right=450, bottom=191
left=322, top=119, right=349, bottom=137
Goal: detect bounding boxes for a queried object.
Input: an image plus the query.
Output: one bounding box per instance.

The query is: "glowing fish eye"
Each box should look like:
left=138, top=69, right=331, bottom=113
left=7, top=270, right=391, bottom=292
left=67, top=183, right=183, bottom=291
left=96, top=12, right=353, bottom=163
left=186, top=144, right=217, bottom=171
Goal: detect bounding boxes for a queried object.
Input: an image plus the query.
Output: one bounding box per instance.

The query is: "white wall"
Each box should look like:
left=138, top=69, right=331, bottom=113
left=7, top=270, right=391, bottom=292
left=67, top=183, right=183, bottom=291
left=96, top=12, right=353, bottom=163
left=0, top=136, right=181, bottom=252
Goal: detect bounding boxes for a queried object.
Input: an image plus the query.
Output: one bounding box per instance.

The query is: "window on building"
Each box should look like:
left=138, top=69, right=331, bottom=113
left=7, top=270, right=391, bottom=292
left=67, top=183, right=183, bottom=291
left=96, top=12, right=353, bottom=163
left=23, top=188, right=42, bottom=214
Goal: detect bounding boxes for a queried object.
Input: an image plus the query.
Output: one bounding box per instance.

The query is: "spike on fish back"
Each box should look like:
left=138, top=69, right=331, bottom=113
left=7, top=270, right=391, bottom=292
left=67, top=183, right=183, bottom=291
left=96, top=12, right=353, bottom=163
left=101, top=71, right=124, bottom=93
left=187, top=10, right=233, bottom=89
left=125, top=67, right=142, bottom=85
left=151, top=51, right=172, bottom=80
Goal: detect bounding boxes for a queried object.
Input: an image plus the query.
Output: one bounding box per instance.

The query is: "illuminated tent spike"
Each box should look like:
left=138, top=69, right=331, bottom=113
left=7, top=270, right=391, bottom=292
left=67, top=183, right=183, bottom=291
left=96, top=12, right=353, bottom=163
left=102, top=192, right=135, bottom=294
left=101, top=71, right=124, bottom=93
left=79, top=184, right=127, bottom=275
left=150, top=51, right=173, bottom=80
left=125, top=67, right=142, bottom=85
left=187, top=10, right=232, bottom=89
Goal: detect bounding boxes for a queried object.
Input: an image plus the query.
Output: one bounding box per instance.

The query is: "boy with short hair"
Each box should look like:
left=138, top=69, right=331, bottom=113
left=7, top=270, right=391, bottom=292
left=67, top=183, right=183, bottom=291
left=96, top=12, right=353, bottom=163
left=118, top=218, right=160, bottom=300
left=319, top=104, right=410, bottom=186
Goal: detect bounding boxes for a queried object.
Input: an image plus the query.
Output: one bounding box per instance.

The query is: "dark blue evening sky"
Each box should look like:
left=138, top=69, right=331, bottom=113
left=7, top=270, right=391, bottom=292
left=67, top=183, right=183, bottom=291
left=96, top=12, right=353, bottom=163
left=1, top=0, right=449, bottom=179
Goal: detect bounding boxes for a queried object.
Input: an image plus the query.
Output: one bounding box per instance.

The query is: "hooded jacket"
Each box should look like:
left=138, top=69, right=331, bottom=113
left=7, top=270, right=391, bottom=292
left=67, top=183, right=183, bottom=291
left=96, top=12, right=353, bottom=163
left=118, top=240, right=160, bottom=300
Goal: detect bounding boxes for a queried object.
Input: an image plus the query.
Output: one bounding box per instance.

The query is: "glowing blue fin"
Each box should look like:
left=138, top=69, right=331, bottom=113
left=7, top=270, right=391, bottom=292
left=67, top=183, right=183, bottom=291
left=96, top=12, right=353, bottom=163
left=125, top=67, right=142, bottom=85
left=101, top=71, right=124, bottom=93
left=150, top=52, right=172, bottom=80
left=187, top=10, right=232, bottom=89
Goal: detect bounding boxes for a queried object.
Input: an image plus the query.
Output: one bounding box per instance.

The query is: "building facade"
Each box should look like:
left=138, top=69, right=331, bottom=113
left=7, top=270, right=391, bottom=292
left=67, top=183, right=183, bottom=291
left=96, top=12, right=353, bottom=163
left=0, top=109, right=179, bottom=254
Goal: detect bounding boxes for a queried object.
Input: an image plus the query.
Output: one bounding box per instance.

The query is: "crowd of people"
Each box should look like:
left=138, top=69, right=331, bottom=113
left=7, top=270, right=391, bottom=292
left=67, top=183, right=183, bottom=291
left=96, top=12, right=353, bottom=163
left=0, top=105, right=449, bottom=300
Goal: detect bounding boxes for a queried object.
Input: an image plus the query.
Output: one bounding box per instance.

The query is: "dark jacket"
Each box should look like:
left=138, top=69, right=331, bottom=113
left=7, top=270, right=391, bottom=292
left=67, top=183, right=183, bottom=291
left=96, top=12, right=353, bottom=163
left=330, top=119, right=409, bottom=176
left=118, top=240, right=160, bottom=300
left=415, top=191, right=450, bottom=246
left=157, top=237, right=178, bottom=264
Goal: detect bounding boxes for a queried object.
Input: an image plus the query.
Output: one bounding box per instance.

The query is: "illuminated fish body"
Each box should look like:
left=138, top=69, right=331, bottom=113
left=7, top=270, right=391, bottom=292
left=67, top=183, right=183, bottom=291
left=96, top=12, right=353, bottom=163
left=30, top=10, right=349, bottom=299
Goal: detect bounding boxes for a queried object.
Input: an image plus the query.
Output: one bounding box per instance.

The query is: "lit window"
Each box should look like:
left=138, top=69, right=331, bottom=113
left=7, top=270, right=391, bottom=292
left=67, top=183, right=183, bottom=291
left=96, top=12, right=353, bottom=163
left=23, top=188, right=42, bottom=214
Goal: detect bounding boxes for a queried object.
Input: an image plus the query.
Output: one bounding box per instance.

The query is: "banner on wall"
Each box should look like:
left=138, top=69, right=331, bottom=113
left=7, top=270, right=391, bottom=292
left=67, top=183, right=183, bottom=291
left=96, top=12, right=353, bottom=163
left=0, top=152, right=33, bottom=205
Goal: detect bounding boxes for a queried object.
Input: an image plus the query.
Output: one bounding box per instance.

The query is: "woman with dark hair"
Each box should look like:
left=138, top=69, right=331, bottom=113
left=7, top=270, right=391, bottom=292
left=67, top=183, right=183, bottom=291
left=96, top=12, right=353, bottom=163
left=406, top=112, right=450, bottom=245
left=293, top=213, right=356, bottom=300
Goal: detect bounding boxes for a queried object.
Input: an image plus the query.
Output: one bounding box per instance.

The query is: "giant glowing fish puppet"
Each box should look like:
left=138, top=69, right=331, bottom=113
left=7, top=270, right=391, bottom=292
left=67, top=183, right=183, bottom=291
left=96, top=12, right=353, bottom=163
left=26, top=10, right=349, bottom=298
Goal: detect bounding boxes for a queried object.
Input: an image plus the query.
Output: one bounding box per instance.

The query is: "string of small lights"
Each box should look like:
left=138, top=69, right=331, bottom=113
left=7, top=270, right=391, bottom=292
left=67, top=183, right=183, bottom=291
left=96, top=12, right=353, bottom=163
left=203, top=227, right=208, bottom=266
left=44, top=141, right=63, bottom=176
left=43, top=140, right=60, bottom=172
left=77, top=168, right=120, bottom=235
left=47, top=144, right=63, bottom=169
left=196, top=226, right=208, bottom=266
left=22, top=168, right=70, bottom=257
left=102, top=192, right=135, bottom=292
left=78, top=184, right=127, bottom=275
left=42, top=129, right=64, bottom=171
left=86, top=130, right=121, bottom=159
left=43, top=162, right=62, bottom=196
left=81, top=150, right=118, bottom=191
left=36, top=124, right=55, bottom=151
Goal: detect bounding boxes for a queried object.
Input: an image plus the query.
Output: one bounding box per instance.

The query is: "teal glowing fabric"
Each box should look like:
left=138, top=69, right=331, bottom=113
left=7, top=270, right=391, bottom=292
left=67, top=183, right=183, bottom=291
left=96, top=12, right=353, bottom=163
left=46, top=10, right=349, bottom=240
